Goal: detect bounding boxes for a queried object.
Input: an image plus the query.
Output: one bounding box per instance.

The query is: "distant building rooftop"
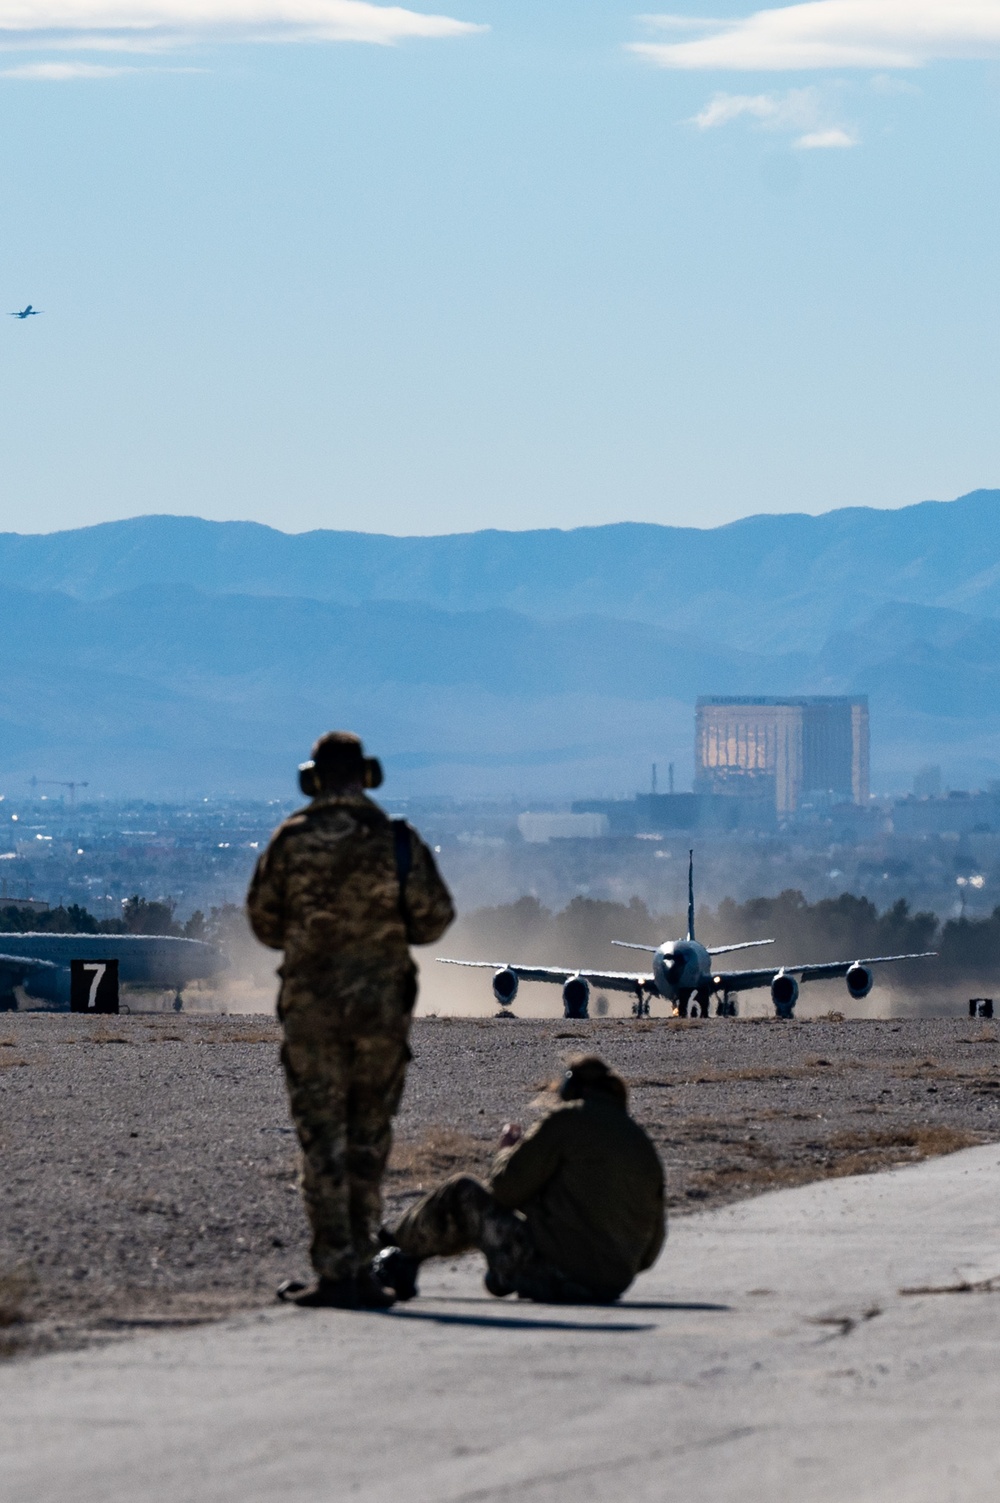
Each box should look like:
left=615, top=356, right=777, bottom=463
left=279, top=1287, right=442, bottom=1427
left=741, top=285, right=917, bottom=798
left=517, top=812, right=609, bottom=844
left=0, top=895, right=49, bottom=914
left=696, top=696, right=869, bottom=814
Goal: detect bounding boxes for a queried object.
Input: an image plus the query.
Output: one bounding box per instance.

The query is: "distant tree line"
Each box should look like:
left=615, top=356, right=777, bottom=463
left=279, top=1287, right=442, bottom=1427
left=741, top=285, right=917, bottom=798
left=0, top=897, right=246, bottom=947
left=449, top=890, right=1000, bottom=987
left=0, top=903, right=125, bottom=935
left=7, top=887, right=1000, bottom=988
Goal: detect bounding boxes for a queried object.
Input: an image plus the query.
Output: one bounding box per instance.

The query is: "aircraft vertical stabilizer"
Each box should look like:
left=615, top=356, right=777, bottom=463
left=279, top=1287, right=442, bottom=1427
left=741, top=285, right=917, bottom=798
left=686, top=849, right=695, bottom=941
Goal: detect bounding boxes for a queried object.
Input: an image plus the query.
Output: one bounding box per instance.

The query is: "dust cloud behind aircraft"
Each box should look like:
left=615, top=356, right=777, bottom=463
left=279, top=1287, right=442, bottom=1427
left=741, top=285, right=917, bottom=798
left=439, top=853, right=935, bottom=1019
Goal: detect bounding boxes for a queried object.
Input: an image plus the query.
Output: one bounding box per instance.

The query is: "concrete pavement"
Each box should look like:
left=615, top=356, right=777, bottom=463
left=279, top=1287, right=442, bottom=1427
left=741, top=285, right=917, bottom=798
left=4, top=1144, right=1000, bottom=1503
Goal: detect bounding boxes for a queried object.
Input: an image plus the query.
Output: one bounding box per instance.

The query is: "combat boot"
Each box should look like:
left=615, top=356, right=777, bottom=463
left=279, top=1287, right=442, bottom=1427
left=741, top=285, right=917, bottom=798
left=277, top=1276, right=360, bottom=1309
left=356, top=1266, right=398, bottom=1308
left=371, top=1246, right=419, bottom=1302
left=484, top=1267, right=514, bottom=1298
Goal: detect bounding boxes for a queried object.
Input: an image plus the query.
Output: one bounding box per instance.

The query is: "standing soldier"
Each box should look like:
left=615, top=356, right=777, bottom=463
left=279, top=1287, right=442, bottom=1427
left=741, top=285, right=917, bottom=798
left=247, top=731, right=455, bottom=1308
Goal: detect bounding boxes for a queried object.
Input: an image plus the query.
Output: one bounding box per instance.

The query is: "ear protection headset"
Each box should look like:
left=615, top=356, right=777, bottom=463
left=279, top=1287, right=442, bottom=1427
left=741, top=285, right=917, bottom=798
left=298, top=763, right=321, bottom=797
left=298, top=757, right=384, bottom=797
left=558, top=1058, right=626, bottom=1105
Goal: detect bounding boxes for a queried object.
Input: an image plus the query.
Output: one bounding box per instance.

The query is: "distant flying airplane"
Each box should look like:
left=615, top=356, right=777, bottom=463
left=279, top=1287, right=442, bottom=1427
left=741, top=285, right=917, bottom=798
left=0, top=933, right=225, bottom=1012
left=9, top=306, right=42, bottom=319
left=438, top=851, right=935, bottom=1019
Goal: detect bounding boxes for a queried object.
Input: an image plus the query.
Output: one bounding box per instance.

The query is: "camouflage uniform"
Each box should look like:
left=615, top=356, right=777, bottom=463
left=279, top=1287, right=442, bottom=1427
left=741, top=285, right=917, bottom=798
left=247, top=790, right=454, bottom=1281
left=391, top=1092, right=665, bottom=1303
left=390, top=1175, right=606, bottom=1303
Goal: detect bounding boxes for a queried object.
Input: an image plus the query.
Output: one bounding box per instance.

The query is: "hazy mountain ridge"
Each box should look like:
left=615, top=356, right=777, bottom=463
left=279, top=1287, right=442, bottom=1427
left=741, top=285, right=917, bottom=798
left=0, top=579, right=998, bottom=796
left=0, top=583, right=791, bottom=700
left=3, top=489, right=1000, bottom=653
left=3, top=493, right=1000, bottom=794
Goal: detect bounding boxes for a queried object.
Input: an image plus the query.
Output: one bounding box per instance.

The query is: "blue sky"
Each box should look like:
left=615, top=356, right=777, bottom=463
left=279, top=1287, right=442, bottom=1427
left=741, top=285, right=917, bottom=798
left=2, top=0, right=1000, bottom=536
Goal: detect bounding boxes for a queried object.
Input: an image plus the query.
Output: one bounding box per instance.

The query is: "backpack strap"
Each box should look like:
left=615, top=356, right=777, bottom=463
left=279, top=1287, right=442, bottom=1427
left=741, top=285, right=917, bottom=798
left=391, top=819, right=413, bottom=926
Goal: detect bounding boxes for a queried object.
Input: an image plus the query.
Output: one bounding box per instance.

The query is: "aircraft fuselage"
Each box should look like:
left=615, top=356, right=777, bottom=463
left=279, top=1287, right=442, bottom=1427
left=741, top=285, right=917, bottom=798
left=0, top=933, right=225, bottom=1009
left=651, top=939, right=714, bottom=1005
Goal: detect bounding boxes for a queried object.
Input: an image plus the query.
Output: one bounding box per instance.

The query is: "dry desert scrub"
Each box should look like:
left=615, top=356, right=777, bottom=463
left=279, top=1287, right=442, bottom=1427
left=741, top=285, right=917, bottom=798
left=677, top=1121, right=981, bottom=1204
left=2, top=1012, right=999, bottom=1357
left=0, top=1268, right=34, bottom=1358
left=387, top=1128, right=495, bottom=1194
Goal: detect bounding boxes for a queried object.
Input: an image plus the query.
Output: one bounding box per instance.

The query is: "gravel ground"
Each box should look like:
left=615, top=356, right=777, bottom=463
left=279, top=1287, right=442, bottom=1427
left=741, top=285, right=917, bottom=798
left=2, top=1010, right=999, bottom=1357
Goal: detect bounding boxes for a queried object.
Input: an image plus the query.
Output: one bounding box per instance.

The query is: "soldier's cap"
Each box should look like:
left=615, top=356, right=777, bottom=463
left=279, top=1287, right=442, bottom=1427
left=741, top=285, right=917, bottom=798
left=301, top=731, right=383, bottom=791
left=558, top=1056, right=627, bottom=1107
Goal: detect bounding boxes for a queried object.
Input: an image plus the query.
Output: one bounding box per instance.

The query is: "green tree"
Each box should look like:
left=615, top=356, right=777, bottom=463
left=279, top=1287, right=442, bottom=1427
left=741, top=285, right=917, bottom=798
left=120, top=895, right=181, bottom=936
left=183, top=909, right=206, bottom=941
left=939, top=908, right=1000, bottom=974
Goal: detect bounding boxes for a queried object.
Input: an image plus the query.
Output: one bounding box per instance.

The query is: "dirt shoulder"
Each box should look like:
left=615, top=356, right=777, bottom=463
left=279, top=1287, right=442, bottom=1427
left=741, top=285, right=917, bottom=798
left=2, top=1012, right=998, bottom=1357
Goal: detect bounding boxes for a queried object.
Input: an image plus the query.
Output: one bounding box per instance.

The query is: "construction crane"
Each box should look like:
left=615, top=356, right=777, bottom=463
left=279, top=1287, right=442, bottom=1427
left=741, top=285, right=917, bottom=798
left=28, top=778, right=89, bottom=806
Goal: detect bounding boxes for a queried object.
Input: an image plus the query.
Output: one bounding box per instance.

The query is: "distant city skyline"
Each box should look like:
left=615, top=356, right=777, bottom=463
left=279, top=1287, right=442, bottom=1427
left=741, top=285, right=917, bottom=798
left=2, top=2, right=1000, bottom=537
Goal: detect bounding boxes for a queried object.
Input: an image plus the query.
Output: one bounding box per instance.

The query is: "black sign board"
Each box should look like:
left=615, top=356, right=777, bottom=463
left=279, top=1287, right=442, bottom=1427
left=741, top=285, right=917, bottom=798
left=70, top=958, right=120, bottom=1014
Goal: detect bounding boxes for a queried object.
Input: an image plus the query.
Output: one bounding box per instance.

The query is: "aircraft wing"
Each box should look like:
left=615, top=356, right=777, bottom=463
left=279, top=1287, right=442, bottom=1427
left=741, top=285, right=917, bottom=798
left=712, top=952, right=937, bottom=994
left=0, top=952, right=59, bottom=981
left=612, top=938, right=775, bottom=956
left=0, top=951, right=60, bottom=1003
left=437, top=958, right=651, bottom=995
left=707, top=939, right=775, bottom=957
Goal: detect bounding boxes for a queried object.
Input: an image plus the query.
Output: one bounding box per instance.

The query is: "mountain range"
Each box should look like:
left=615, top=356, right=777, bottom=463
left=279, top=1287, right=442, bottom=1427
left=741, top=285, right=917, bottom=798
left=2, top=490, right=999, bottom=797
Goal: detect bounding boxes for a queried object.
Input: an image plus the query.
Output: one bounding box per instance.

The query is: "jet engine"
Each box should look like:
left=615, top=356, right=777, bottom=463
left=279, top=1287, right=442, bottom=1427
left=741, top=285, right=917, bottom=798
left=770, top=971, right=799, bottom=1018
left=562, top=975, right=590, bottom=1019
left=845, top=963, right=874, bottom=1000
left=492, top=967, right=519, bottom=1007
left=21, top=967, right=70, bottom=1007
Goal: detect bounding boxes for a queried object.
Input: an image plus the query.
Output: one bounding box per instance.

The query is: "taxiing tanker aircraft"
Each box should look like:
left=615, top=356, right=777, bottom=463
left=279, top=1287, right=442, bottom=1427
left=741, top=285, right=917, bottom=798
left=438, top=852, right=935, bottom=1019
left=0, top=933, right=225, bottom=1012
left=9, top=305, right=41, bottom=319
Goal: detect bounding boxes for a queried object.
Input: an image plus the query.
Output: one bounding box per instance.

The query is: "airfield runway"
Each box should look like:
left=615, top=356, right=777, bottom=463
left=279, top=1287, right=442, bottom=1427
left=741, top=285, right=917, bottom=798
left=3, top=1142, right=1000, bottom=1502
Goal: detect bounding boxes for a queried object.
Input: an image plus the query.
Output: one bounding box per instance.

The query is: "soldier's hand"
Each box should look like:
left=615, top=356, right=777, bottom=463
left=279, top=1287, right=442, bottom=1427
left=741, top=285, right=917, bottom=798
left=499, top=1122, right=523, bottom=1148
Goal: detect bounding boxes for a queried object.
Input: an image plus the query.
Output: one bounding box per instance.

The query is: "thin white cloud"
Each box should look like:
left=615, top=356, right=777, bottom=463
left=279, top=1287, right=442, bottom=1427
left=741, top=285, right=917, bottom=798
left=794, top=125, right=858, bottom=146
left=0, top=0, right=485, bottom=54
left=691, top=91, right=775, bottom=126
left=690, top=85, right=818, bottom=129
left=1, top=58, right=136, bottom=71
left=0, top=58, right=201, bottom=72
left=688, top=84, right=858, bottom=144
left=868, top=70, right=920, bottom=93
left=632, top=1, right=1000, bottom=72
left=637, top=13, right=730, bottom=30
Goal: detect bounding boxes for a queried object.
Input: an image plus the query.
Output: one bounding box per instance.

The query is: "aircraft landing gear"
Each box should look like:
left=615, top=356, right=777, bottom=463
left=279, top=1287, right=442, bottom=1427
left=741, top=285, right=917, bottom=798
left=674, top=992, right=737, bottom=1019
left=675, top=993, right=713, bottom=1018
left=632, top=984, right=651, bottom=1018
left=0, top=987, right=17, bottom=1012
left=172, top=991, right=184, bottom=1013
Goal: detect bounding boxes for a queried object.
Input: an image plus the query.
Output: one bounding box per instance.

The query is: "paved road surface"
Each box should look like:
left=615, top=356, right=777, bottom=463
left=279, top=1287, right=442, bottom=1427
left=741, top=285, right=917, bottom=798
left=5, top=1145, right=1000, bottom=1502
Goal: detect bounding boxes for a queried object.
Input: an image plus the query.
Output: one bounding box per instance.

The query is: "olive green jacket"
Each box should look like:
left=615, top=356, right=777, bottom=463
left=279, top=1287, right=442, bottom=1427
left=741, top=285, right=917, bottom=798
left=489, top=1095, right=666, bottom=1297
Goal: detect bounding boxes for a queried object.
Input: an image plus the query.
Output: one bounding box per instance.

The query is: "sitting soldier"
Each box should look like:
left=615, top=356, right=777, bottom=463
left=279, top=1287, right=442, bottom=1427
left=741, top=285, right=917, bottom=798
left=374, top=1055, right=665, bottom=1305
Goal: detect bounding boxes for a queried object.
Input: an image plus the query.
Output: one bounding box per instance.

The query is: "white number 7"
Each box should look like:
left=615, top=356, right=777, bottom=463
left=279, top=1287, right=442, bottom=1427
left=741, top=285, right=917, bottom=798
left=83, top=963, right=107, bottom=1009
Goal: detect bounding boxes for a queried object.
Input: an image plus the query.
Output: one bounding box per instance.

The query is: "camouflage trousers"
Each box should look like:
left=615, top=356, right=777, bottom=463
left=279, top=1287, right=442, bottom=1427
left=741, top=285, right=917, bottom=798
left=281, top=1032, right=409, bottom=1281
left=390, top=1175, right=611, bottom=1304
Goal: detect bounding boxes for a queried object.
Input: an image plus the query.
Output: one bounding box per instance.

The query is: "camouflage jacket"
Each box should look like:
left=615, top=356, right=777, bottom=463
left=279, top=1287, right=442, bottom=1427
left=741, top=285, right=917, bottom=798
left=489, top=1095, right=665, bottom=1297
left=247, top=792, right=454, bottom=1030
